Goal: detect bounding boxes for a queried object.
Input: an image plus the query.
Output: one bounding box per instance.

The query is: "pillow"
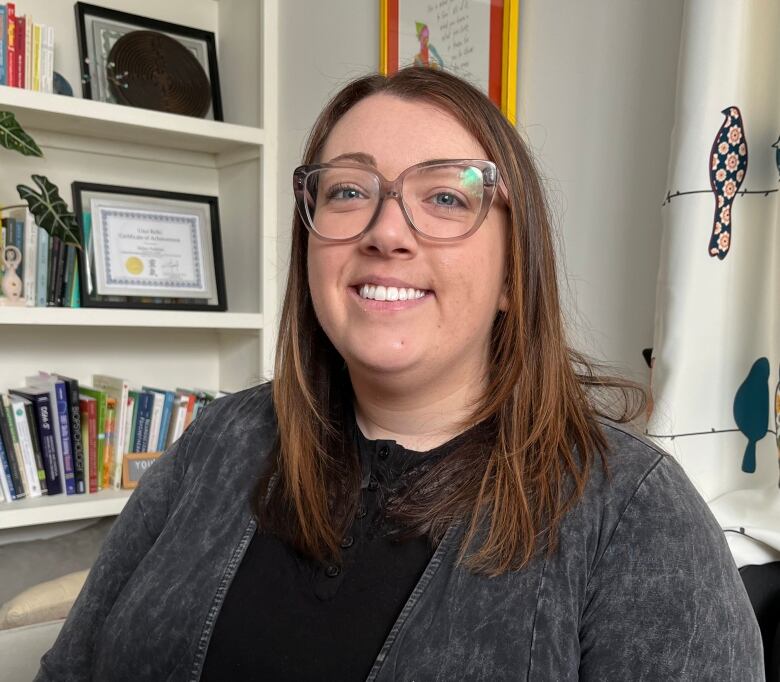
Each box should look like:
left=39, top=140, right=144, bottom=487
left=0, top=570, right=89, bottom=630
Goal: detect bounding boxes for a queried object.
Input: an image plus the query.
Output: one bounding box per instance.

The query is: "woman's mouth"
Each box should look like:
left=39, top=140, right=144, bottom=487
left=357, top=284, right=428, bottom=301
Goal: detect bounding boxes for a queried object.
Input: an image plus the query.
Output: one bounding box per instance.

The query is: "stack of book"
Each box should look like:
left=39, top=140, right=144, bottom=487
left=0, top=373, right=228, bottom=503
left=0, top=208, right=80, bottom=307
left=0, top=3, right=55, bottom=92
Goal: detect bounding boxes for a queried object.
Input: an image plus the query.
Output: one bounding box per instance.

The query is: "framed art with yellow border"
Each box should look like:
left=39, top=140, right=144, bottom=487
left=379, top=0, right=519, bottom=124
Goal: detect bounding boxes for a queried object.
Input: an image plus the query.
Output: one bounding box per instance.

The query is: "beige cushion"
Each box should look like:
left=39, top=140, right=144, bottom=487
left=0, top=570, right=88, bottom=630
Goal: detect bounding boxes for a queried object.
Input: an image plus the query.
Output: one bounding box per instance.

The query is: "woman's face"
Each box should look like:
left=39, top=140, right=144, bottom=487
left=307, top=93, right=508, bottom=392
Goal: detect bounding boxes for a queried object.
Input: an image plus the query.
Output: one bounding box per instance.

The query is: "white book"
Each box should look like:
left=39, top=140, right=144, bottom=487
left=123, top=396, right=134, bottom=456
left=10, top=397, right=42, bottom=497
left=23, top=210, right=37, bottom=307
left=146, top=391, right=165, bottom=454
left=92, top=375, right=130, bottom=490
left=24, top=15, right=32, bottom=90
left=45, top=25, right=54, bottom=94
left=166, top=394, right=189, bottom=448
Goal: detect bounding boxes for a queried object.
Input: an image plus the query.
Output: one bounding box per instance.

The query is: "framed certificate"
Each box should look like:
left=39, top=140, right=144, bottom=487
left=379, top=0, right=519, bottom=123
left=72, top=182, right=227, bottom=311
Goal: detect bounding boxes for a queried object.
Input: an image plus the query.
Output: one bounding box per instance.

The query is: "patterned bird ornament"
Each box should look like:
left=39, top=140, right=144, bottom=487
left=708, top=106, right=748, bottom=260
left=772, top=135, right=780, bottom=181
left=733, top=357, right=769, bottom=474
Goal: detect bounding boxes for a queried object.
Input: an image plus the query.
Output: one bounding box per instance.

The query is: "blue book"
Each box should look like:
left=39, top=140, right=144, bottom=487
left=0, top=424, right=18, bottom=500
left=0, top=6, right=6, bottom=86
left=133, top=392, right=154, bottom=453
left=143, top=388, right=175, bottom=451
left=53, top=381, right=76, bottom=494
left=9, top=388, right=62, bottom=495
left=36, top=228, right=49, bottom=307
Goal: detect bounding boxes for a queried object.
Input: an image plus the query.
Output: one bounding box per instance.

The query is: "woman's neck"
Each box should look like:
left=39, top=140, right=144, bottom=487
left=351, top=371, right=485, bottom=452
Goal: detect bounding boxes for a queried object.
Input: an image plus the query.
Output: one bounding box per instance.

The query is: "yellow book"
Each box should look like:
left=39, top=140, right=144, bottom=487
left=32, top=23, right=41, bottom=92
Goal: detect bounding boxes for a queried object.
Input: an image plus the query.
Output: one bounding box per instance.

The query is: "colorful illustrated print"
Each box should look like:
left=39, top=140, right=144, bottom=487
left=733, top=357, right=769, bottom=473
left=414, top=22, right=444, bottom=70
left=708, top=106, right=748, bottom=260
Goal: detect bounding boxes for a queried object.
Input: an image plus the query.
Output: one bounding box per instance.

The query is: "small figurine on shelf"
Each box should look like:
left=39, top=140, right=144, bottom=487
left=0, top=244, right=24, bottom=305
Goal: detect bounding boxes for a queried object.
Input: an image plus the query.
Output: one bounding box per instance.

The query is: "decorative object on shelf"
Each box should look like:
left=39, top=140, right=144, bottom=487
left=53, top=72, right=74, bottom=97
left=72, top=182, right=227, bottom=311
left=107, top=31, right=211, bottom=118
left=122, top=452, right=162, bottom=489
left=75, top=2, right=223, bottom=121
left=0, top=112, right=81, bottom=247
left=379, top=0, right=519, bottom=123
left=0, top=245, right=24, bottom=305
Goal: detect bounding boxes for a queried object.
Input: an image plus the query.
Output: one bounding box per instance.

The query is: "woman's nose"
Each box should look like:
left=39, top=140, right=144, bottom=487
left=358, top=193, right=418, bottom=257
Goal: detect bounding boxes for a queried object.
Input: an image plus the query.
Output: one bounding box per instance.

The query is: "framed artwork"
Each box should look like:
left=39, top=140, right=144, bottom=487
left=379, top=0, right=519, bottom=123
left=71, top=182, right=227, bottom=312
left=74, top=2, right=223, bottom=120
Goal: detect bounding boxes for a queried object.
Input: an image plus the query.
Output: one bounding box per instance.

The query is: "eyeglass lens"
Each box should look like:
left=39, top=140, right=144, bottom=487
left=303, top=164, right=488, bottom=240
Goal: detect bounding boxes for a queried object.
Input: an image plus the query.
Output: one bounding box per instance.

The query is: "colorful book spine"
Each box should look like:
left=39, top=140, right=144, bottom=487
left=31, top=22, right=40, bottom=91
left=0, top=395, right=26, bottom=498
left=11, top=388, right=61, bottom=495
left=0, top=423, right=18, bottom=500
left=10, top=397, right=42, bottom=497
left=127, top=390, right=140, bottom=453
left=57, top=375, right=85, bottom=494
left=78, top=386, right=106, bottom=490
left=79, top=396, right=98, bottom=493
left=102, top=398, right=116, bottom=490
left=14, top=14, right=24, bottom=88
left=79, top=404, right=90, bottom=495
left=36, top=227, right=48, bottom=306
left=6, top=3, right=15, bottom=88
left=0, top=6, right=7, bottom=86
left=133, top=392, right=153, bottom=453
left=52, top=381, right=76, bottom=494
left=62, top=245, right=76, bottom=308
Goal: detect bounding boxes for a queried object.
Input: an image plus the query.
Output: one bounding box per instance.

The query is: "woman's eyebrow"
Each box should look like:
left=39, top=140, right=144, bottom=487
left=327, top=152, right=377, bottom=166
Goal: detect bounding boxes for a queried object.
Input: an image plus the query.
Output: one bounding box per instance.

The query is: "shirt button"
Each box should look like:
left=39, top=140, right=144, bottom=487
left=340, top=535, right=354, bottom=549
left=357, top=505, right=367, bottom=519
left=367, top=476, right=379, bottom=491
left=325, top=564, right=341, bottom=578
left=378, top=446, right=390, bottom=460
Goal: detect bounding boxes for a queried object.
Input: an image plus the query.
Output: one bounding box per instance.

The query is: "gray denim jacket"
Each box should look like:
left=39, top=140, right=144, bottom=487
left=35, top=383, right=763, bottom=681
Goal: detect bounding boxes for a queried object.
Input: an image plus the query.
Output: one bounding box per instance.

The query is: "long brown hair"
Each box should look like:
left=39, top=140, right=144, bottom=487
left=255, top=67, right=646, bottom=576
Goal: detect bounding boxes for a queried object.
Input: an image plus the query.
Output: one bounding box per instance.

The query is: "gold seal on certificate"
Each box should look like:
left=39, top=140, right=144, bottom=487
left=72, top=182, right=227, bottom=311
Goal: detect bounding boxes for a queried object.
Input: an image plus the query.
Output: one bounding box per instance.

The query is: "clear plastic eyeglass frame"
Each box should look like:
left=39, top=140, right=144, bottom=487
left=292, top=158, right=505, bottom=243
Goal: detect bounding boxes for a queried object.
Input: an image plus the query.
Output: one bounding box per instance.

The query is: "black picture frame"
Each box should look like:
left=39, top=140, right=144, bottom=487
left=72, top=181, right=228, bottom=312
left=74, top=2, right=223, bottom=121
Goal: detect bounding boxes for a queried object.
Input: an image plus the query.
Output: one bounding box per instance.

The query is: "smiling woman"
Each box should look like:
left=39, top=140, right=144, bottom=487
left=35, top=67, right=763, bottom=682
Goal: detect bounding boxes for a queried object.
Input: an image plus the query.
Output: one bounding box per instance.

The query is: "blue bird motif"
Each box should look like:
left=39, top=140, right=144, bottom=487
left=733, top=357, right=769, bottom=473
left=708, top=107, right=748, bottom=260
left=772, top=135, right=780, bottom=181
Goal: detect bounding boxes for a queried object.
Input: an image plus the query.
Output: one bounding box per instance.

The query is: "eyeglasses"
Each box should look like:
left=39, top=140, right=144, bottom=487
left=293, top=159, right=503, bottom=242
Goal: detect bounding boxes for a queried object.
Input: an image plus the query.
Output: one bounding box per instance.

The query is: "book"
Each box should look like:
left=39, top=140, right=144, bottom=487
left=127, top=390, right=139, bottom=453
left=93, top=375, right=129, bottom=489
left=53, top=239, right=67, bottom=306
left=79, top=396, right=98, bottom=493
left=145, top=390, right=165, bottom=453
left=0, top=394, right=27, bottom=498
left=10, top=396, right=42, bottom=497
left=24, top=401, right=48, bottom=495
left=52, top=374, right=86, bottom=494
left=14, top=14, right=24, bottom=88
left=6, top=3, right=15, bottom=88
left=41, top=24, right=53, bottom=94
left=31, top=21, right=40, bottom=91
left=9, top=386, right=62, bottom=495
left=25, top=376, right=76, bottom=495
left=78, top=386, right=107, bottom=490
left=35, top=227, right=48, bottom=307
left=47, top=235, right=60, bottom=306
left=143, top=387, right=174, bottom=452
left=166, top=392, right=191, bottom=448
left=66, top=255, right=80, bottom=308
left=23, top=209, right=37, bottom=307
left=0, top=6, right=6, bottom=86
left=133, top=391, right=153, bottom=453
left=102, top=398, right=116, bottom=490
left=0, top=420, right=19, bottom=501
left=124, top=394, right=135, bottom=455
left=23, top=13, right=31, bottom=90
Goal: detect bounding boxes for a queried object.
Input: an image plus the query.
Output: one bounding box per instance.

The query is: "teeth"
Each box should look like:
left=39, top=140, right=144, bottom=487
left=358, top=284, right=427, bottom=301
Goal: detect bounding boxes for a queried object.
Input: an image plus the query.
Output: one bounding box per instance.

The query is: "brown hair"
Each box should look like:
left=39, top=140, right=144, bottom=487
left=254, top=67, right=646, bottom=576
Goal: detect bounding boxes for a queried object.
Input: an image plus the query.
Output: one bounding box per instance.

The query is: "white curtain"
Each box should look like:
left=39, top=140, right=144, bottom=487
left=648, top=0, right=780, bottom=568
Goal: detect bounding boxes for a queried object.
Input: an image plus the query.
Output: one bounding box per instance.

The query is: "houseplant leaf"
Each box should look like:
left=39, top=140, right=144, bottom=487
left=0, top=110, right=43, bottom=157
left=17, top=174, right=81, bottom=248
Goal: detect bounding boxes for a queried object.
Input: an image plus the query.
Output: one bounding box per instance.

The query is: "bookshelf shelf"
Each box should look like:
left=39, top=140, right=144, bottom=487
left=0, top=308, right=264, bottom=331
left=0, top=85, right=265, bottom=157
left=0, top=489, right=131, bottom=530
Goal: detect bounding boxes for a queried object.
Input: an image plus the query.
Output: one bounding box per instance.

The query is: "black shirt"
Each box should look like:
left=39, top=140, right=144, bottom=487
left=201, top=422, right=460, bottom=681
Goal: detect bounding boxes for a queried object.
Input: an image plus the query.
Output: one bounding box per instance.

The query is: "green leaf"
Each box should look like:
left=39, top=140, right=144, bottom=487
left=16, top=175, right=81, bottom=248
left=0, top=110, right=43, bottom=157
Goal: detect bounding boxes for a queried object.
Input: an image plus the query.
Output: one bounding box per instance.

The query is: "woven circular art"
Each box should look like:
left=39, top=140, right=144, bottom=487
left=107, top=30, right=211, bottom=118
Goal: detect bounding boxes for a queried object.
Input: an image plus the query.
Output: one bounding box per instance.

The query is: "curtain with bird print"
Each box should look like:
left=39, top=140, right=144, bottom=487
left=648, top=0, right=780, bottom=569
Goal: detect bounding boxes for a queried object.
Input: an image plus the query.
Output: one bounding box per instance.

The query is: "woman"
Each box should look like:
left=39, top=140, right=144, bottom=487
left=37, top=67, right=762, bottom=681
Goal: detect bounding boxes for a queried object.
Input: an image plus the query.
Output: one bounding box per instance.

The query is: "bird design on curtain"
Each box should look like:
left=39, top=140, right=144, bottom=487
left=708, top=106, right=748, bottom=260
left=733, top=357, right=770, bottom=473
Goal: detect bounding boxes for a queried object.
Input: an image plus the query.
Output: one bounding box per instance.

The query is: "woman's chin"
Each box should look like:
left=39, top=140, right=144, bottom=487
left=344, top=344, right=424, bottom=378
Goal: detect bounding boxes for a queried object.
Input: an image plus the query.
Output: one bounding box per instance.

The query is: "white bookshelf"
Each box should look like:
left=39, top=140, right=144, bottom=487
left=0, top=0, right=278, bottom=536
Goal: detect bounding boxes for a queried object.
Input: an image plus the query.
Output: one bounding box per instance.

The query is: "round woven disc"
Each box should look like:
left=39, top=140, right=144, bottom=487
left=107, top=30, right=211, bottom=118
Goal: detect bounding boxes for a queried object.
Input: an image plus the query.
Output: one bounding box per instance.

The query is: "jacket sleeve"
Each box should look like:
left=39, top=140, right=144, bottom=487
left=34, top=415, right=201, bottom=682
left=578, top=455, right=764, bottom=681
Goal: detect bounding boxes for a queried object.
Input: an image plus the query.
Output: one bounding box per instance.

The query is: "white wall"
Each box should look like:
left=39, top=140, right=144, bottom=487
left=276, top=0, right=685, bottom=383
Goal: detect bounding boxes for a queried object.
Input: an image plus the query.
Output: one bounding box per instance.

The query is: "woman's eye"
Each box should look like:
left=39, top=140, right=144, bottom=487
left=431, top=192, right=465, bottom=208
left=326, top=185, right=365, bottom=201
